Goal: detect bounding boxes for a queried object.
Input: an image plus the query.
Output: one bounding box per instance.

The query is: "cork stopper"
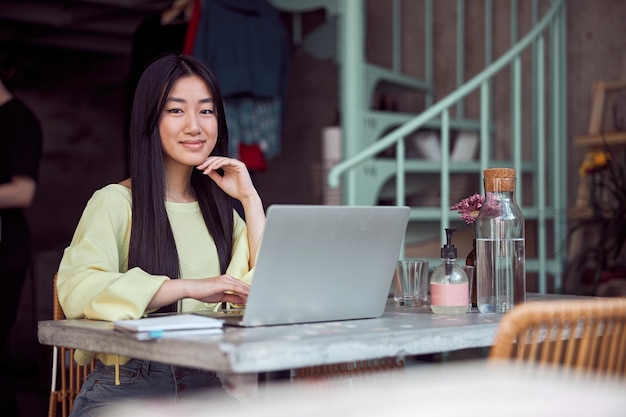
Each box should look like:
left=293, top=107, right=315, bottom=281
left=483, top=168, right=516, bottom=192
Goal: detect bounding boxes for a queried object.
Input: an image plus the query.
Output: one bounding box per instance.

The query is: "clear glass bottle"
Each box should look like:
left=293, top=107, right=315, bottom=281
left=430, top=228, right=469, bottom=315
left=475, top=168, right=526, bottom=313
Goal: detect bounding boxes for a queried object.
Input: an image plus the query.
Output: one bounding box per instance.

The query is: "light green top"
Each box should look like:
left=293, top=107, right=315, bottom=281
left=57, top=184, right=253, bottom=365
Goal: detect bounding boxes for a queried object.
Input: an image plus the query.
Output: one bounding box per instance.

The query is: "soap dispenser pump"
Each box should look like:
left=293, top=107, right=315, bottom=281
left=430, top=228, right=469, bottom=314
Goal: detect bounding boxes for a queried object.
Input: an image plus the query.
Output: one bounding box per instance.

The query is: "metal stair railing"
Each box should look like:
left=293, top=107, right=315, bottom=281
left=329, top=0, right=567, bottom=293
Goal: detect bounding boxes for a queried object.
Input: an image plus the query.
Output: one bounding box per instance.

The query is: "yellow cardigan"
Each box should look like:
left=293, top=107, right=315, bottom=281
left=57, top=184, right=253, bottom=366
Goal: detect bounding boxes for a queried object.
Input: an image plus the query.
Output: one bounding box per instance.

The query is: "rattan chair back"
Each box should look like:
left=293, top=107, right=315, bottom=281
left=489, top=297, right=626, bottom=376
left=48, top=274, right=95, bottom=417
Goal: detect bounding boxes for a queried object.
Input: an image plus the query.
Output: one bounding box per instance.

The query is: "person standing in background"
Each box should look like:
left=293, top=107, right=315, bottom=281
left=0, top=45, right=43, bottom=417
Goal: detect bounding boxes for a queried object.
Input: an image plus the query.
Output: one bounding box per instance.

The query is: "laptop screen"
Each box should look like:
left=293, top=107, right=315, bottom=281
left=237, top=205, right=410, bottom=327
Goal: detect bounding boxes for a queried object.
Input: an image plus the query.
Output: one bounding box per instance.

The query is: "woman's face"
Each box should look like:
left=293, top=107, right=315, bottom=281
left=159, top=74, right=218, bottom=170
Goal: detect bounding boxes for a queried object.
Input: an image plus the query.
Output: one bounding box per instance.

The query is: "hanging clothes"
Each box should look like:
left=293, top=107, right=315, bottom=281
left=224, top=96, right=282, bottom=169
left=189, top=0, right=290, bottom=163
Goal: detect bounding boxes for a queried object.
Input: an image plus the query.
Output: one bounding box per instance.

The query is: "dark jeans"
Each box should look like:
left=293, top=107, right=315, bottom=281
left=70, top=359, right=235, bottom=417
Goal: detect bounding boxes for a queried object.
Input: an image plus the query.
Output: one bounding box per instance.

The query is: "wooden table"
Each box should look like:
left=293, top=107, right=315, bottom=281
left=38, top=294, right=582, bottom=375
left=38, top=294, right=594, bottom=401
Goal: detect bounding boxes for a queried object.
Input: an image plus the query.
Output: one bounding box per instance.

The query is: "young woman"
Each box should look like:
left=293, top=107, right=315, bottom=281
left=57, top=53, right=265, bottom=416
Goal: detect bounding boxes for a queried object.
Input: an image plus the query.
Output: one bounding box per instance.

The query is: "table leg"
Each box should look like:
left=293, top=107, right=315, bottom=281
left=218, top=372, right=258, bottom=404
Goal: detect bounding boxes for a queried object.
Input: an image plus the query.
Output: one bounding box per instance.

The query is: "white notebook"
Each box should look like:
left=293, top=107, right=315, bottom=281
left=114, top=314, right=223, bottom=340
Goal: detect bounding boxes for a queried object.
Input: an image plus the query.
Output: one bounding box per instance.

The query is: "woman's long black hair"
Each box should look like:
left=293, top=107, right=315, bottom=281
left=127, top=53, right=234, bottom=283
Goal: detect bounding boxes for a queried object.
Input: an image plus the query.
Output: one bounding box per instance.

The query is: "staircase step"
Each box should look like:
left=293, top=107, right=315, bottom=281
left=365, top=63, right=433, bottom=92
left=366, top=110, right=485, bottom=132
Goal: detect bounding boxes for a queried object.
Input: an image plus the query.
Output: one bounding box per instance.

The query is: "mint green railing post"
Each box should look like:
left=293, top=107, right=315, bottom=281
left=511, top=0, right=520, bottom=195
left=395, top=135, right=406, bottom=208
left=512, top=56, right=522, bottom=199
left=536, top=34, right=547, bottom=293
left=481, top=0, right=493, bottom=194
left=559, top=0, right=568, bottom=292
left=531, top=0, right=539, bottom=216
left=456, top=0, right=465, bottom=120
left=480, top=82, right=491, bottom=183
left=440, top=110, right=451, bottom=244
left=395, top=132, right=406, bottom=257
left=511, top=0, right=523, bottom=201
left=339, top=0, right=365, bottom=205
left=551, top=0, right=567, bottom=292
left=425, top=0, right=434, bottom=107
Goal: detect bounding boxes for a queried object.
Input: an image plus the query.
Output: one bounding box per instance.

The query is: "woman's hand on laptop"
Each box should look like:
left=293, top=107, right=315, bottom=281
left=189, top=275, right=250, bottom=304
left=148, top=275, right=249, bottom=309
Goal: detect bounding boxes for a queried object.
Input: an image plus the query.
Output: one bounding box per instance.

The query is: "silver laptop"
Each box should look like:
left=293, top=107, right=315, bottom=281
left=197, top=204, right=410, bottom=327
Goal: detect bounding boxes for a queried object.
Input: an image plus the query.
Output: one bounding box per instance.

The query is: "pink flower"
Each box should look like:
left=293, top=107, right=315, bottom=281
left=451, top=193, right=484, bottom=224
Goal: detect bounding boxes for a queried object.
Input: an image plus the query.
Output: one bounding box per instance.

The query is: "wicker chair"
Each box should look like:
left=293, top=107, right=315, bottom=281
left=48, top=274, right=95, bottom=417
left=489, top=297, right=626, bottom=376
